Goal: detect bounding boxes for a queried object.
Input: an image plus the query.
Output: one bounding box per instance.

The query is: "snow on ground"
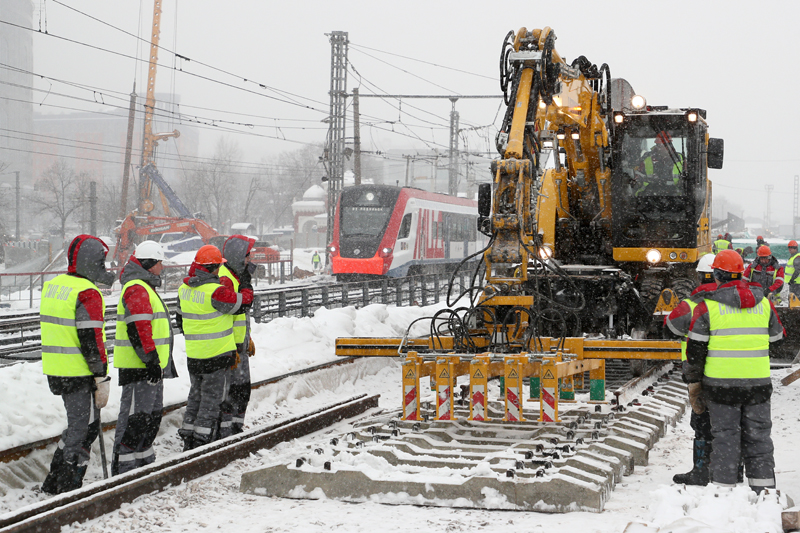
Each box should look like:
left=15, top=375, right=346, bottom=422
left=0, top=296, right=798, bottom=532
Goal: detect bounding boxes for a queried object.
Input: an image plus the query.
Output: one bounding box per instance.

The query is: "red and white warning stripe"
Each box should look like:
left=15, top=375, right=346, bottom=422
left=506, top=386, right=521, bottom=422
left=541, top=386, right=556, bottom=422
left=437, top=385, right=451, bottom=420
left=403, top=384, right=417, bottom=420
left=471, top=385, right=485, bottom=421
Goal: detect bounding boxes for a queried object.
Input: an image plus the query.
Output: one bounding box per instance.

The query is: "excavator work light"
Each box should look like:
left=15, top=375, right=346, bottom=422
left=687, top=111, right=698, bottom=123
left=613, top=113, right=624, bottom=124
left=571, top=132, right=580, bottom=140
left=539, top=100, right=547, bottom=109
left=538, top=246, right=553, bottom=260
left=646, top=249, right=662, bottom=264
left=631, top=94, right=646, bottom=110
left=556, top=130, right=566, bottom=140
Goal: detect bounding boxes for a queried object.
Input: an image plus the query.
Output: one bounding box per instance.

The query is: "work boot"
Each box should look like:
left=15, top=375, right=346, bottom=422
left=181, top=435, right=195, bottom=452
left=41, top=448, right=66, bottom=495
left=672, top=439, right=710, bottom=486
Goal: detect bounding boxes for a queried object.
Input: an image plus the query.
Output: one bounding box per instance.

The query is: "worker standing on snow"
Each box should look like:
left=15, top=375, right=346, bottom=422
left=744, top=245, right=784, bottom=303
left=112, top=240, right=177, bottom=475
left=217, top=235, right=257, bottom=436
left=40, top=235, right=115, bottom=494
left=784, top=240, right=800, bottom=300
left=177, top=245, right=253, bottom=450
left=685, top=249, right=784, bottom=493
left=311, top=250, right=321, bottom=273
left=666, top=254, right=717, bottom=486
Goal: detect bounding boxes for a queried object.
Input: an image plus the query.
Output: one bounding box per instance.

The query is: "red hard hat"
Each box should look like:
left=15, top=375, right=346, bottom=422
left=717, top=234, right=723, bottom=239
left=756, top=235, right=763, bottom=240
left=655, top=131, right=672, bottom=145
left=711, top=249, right=744, bottom=273
left=195, top=245, right=226, bottom=265
left=789, top=240, right=798, bottom=248
left=757, top=245, right=771, bottom=257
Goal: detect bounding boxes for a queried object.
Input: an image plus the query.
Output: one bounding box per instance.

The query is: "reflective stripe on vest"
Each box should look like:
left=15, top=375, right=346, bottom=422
left=704, top=298, right=771, bottom=385
left=680, top=298, right=699, bottom=362
left=40, top=274, right=107, bottom=377
left=786, top=252, right=800, bottom=283
left=218, top=265, right=247, bottom=344
left=178, top=282, right=235, bottom=359
left=114, top=279, right=171, bottom=369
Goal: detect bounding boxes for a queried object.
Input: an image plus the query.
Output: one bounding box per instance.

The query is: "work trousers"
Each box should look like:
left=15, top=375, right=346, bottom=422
left=707, top=398, right=775, bottom=489
left=220, top=351, right=251, bottom=437
left=42, top=386, right=100, bottom=494
left=181, top=367, right=229, bottom=446
left=690, top=409, right=713, bottom=441
left=112, top=380, right=163, bottom=475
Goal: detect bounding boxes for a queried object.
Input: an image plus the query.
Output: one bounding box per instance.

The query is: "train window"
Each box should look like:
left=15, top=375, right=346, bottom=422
left=398, top=214, right=412, bottom=239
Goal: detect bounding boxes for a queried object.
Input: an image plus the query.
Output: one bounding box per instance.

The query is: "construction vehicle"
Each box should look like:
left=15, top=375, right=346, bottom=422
left=473, top=26, right=724, bottom=339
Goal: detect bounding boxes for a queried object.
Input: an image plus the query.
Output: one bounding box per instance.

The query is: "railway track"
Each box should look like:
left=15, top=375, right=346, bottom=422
left=0, top=394, right=379, bottom=533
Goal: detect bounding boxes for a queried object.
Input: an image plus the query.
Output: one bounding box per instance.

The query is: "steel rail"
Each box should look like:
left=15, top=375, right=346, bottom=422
left=0, top=394, right=379, bottom=533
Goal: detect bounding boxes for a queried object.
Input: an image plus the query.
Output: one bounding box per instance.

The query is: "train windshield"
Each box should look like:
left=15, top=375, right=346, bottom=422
left=339, top=187, right=400, bottom=238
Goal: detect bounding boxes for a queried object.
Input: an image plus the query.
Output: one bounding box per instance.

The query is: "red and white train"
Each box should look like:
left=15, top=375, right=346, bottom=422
left=329, top=185, right=487, bottom=280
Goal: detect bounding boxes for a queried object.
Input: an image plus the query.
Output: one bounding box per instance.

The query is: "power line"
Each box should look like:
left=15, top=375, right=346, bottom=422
left=349, top=43, right=496, bottom=81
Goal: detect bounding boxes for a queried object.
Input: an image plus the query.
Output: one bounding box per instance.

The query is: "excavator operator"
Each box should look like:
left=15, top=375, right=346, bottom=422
left=634, top=131, right=683, bottom=197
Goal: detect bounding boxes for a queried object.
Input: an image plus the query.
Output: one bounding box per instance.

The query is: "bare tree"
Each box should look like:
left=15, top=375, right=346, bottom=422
left=262, top=143, right=324, bottom=230
left=33, top=159, right=90, bottom=239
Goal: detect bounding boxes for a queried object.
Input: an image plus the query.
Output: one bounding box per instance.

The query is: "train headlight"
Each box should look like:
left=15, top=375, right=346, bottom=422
left=379, top=247, right=393, bottom=257
left=646, top=249, right=661, bottom=264
left=631, top=94, right=646, bottom=110
left=538, top=246, right=553, bottom=260
left=328, top=244, right=337, bottom=255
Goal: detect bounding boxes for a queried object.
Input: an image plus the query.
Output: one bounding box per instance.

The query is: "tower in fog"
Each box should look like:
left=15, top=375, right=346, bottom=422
left=0, top=0, right=34, bottom=211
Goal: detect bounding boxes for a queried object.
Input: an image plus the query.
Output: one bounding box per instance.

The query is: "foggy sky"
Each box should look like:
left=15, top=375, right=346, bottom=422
left=22, top=0, right=800, bottom=224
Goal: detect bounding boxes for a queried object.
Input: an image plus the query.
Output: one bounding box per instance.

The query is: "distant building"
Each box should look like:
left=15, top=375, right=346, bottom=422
left=0, top=0, right=34, bottom=203
left=292, top=185, right=327, bottom=248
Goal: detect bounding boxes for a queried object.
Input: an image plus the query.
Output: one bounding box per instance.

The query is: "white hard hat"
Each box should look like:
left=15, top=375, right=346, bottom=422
left=134, top=240, right=165, bottom=262
left=696, top=253, right=716, bottom=273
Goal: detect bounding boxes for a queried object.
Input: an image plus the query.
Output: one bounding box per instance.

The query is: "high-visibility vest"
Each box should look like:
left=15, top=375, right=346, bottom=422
left=679, top=298, right=700, bottom=362
left=635, top=154, right=682, bottom=197
left=703, top=297, right=771, bottom=386
left=785, top=252, right=800, bottom=284
left=218, top=265, right=247, bottom=344
left=114, top=280, right=171, bottom=369
left=712, top=239, right=731, bottom=254
left=40, top=274, right=107, bottom=377
left=178, top=282, right=236, bottom=359
left=747, top=264, right=780, bottom=286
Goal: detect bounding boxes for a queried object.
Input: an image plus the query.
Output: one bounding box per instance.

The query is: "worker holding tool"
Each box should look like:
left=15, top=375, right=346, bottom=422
left=666, top=254, right=717, bottom=485
left=685, top=249, right=784, bottom=493
left=176, top=245, right=253, bottom=450
left=40, top=235, right=115, bottom=494
left=784, top=240, right=800, bottom=300
left=217, top=235, right=257, bottom=436
left=112, top=240, right=177, bottom=475
left=744, top=245, right=784, bottom=304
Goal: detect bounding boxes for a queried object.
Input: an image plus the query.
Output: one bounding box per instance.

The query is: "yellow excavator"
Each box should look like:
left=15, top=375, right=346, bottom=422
left=475, top=27, right=724, bottom=340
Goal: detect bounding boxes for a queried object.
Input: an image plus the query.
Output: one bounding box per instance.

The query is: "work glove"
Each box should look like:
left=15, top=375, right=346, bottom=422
left=145, top=359, right=163, bottom=385
left=94, top=376, right=111, bottom=408
left=687, top=382, right=706, bottom=415
left=248, top=338, right=256, bottom=358
left=230, top=350, right=241, bottom=369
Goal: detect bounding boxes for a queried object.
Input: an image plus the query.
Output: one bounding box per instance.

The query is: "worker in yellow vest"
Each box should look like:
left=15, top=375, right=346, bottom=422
left=112, top=240, right=177, bottom=475
left=685, top=249, right=784, bottom=493
left=784, top=240, right=800, bottom=300
left=218, top=235, right=257, bottom=436
left=176, top=245, right=253, bottom=450
left=666, top=254, right=717, bottom=485
left=40, top=235, right=115, bottom=494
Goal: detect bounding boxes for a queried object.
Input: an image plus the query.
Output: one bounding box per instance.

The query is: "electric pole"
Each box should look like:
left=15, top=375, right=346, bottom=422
left=765, top=184, right=774, bottom=234
left=324, top=31, right=348, bottom=253
left=448, top=98, right=460, bottom=196
left=353, top=87, right=361, bottom=186
left=15, top=171, right=20, bottom=240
